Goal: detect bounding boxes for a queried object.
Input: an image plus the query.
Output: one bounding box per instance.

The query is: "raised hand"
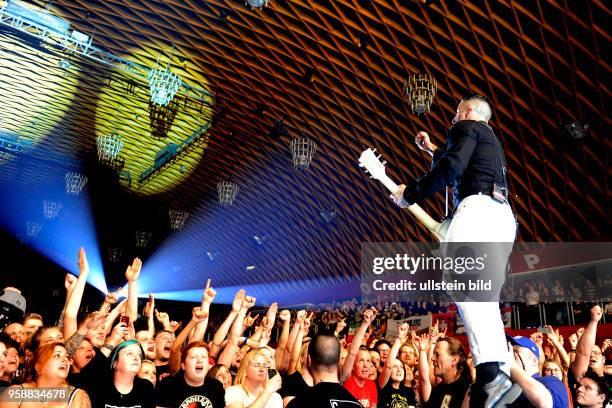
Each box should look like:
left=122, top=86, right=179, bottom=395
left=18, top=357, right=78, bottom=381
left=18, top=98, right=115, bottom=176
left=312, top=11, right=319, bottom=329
left=279, top=310, right=291, bottom=321
left=143, top=293, right=154, bottom=318
left=104, top=287, right=122, bottom=305
left=125, top=258, right=142, bottom=282
left=202, top=279, right=217, bottom=305
left=530, top=332, right=544, bottom=347
left=243, top=312, right=258, bottom=328
left=362, top=307, right=377, bottom=326
left=65, top=273, right=77, bottom=293
left=335, top=318, right=347, bottom=334
left=84, top=311, right=107, bottom=331
left=415, top=131, right=437, bottom=155
left=77, top=247, right=89, bottom=275
left=577, top=328, right=585, bottom=339
left=296, top=310, right=306, bottom=322
left=192, top=306, right=209, bottom=323
left=232, top=289, right=246, bottom=312
left=155, top=309, right=170, bottom=327
left=241, top=295, right=256, bottom=310
left=568, top=333, right=578, bottom=349
left=169, top=320, right=182, bottom=333
left=590, top=305, right=603, bottom=323
left=264, top=303, right=278, bottom=328
left=397, top=322, right=409, bottom=341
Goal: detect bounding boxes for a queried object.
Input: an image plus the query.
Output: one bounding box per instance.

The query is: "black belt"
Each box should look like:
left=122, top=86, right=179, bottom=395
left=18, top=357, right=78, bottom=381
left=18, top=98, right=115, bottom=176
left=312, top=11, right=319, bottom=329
left=459, top=182, right=508, bottom=202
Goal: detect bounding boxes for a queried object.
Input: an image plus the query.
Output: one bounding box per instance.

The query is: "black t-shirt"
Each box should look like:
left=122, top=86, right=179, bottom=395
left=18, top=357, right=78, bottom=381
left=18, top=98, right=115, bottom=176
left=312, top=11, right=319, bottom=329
left=379, top=382, right=419, bottom=408
left=286, top=381, right=362, bottom=408
left=155, top=373, right=225, bottom=408
left=71, top=348, right=109, bottom=395
left=424, top=375, right=470, bottom=408
left=279, top=371, right=311, bottom=399
left=90, top=376, right=155, bottom=408
left=156, top=363, right=170, bottom=382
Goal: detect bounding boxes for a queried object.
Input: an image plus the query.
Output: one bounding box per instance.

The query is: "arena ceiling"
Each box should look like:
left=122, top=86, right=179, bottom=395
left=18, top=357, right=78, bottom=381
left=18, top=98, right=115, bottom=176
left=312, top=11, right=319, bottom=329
left=0, top=0, right=609, bottom=302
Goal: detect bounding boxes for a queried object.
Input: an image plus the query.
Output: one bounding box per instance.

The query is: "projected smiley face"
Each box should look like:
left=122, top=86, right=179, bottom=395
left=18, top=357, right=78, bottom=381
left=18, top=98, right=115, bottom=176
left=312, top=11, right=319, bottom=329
left=94, top=50, right=214, bottom=195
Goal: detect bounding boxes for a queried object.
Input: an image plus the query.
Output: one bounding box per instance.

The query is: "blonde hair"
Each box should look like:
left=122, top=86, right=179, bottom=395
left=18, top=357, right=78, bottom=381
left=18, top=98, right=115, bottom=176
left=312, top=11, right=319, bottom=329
left=234, top=349, right=269, bottom=391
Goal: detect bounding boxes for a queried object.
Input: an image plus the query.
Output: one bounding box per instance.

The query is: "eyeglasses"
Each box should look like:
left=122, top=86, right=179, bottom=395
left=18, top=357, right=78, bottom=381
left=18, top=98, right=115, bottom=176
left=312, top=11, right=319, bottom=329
left=250, top=362, right=271, bottom=369
left=579, top=384, right=600, bottom=393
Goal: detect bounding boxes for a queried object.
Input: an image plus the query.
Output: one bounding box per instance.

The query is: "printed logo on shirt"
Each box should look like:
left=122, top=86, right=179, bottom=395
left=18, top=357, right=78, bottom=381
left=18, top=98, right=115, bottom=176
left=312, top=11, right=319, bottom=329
left=358, top=399, right=374, bottom=407
left=441, top=394, right=452, bottom=408
left=179, top=395, right=213, bottom=408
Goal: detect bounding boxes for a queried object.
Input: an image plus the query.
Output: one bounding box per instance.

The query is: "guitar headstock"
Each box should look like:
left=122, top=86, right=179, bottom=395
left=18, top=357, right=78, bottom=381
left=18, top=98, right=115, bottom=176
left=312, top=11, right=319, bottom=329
left=358, top=148, right=388, bottom=181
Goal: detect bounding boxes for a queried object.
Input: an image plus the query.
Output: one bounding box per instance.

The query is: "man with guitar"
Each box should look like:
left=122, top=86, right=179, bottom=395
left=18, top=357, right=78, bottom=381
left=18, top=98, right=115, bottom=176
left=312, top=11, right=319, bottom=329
left=389, top=95, right=518, bottom=408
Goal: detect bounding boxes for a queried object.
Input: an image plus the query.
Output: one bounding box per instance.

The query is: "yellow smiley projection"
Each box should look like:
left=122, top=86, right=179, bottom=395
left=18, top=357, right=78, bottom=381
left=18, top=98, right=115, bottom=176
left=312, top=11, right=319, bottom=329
left=94, top=48, right=214, bottom=196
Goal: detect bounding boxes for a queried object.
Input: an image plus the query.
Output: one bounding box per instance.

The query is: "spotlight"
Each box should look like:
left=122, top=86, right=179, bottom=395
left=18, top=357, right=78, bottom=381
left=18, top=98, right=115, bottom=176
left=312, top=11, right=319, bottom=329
left=565, top=121, right=590, bottom=140
left=268, top=120, right=288, bottom=139
left=206, top=251, right=219, bottom=261
left=246, top=265, right=256, bottom=271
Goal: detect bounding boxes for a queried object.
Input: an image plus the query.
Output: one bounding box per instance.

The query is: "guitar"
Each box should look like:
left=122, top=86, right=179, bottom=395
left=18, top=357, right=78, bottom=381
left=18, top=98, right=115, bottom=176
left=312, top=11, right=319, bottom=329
left=358, top=148, right=450, bottom=242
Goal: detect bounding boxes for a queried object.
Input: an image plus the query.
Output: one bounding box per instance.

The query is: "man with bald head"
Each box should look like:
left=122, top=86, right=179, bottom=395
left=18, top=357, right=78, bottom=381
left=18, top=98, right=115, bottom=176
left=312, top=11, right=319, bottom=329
left=390, top=95, right=518, bottom=407
left=285, top=333, right=360, bottom=407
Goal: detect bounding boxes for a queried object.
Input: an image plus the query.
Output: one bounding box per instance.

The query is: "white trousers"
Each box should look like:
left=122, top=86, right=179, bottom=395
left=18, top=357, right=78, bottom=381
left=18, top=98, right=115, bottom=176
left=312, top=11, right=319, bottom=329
left=445, top=194, right=516, bottom=373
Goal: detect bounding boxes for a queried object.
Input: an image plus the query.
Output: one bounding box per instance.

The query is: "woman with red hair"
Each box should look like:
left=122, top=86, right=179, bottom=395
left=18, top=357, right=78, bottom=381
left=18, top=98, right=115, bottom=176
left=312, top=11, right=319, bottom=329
left=0, top=342, right=90, bottom=407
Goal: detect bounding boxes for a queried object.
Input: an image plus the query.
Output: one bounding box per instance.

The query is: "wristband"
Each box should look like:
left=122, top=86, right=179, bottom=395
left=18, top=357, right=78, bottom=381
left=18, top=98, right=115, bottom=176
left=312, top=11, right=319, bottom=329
left=571, top=349, right=576, bottom=352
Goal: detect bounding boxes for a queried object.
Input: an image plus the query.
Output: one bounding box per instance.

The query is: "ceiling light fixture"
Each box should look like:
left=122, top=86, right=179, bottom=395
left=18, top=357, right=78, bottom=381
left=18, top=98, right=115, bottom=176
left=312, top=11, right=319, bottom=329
left=404, top=73, right=437, bottom=114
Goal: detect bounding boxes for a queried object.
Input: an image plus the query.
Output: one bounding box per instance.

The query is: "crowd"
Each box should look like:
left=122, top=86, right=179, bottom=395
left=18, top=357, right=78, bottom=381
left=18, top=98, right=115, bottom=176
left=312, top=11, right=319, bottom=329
left=0, top=248, right=610, bottom=407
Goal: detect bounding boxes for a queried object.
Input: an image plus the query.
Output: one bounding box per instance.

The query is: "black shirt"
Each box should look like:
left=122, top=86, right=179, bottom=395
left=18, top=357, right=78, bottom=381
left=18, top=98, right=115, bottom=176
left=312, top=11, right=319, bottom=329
left=286, top=381, right=362, bottom=408
left=90, top=376, right=155, bottom=408
left=404, top=120, right=507, bottom=206
left=279, top=371, right=311, bottom=399
left=379, top=382, right=419, bottom=408
left=424, top=374, right=470, bottom=408
left=156, top=363, right=170, bottom=382
left=155, top=373, right=225, bottom=408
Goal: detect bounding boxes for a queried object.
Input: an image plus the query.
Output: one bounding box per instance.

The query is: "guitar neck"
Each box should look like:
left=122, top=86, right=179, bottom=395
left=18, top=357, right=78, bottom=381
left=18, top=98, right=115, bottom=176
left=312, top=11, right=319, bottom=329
left=378, top=174, right=445, bottom=242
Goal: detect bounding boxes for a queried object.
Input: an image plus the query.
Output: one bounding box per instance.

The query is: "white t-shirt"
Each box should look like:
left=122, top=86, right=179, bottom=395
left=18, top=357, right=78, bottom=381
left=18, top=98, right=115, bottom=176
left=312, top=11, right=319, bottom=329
left=225, top=385, right=283, bottom=408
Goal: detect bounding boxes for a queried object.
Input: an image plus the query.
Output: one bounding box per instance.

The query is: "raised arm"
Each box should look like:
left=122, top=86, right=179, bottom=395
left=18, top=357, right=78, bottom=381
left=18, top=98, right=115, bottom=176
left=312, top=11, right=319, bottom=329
left=274, top=310, right=291, bottom=369
left=379, top=323, right=408, bottom=388
left=571, top=305, right=602, bottom=380
left=340, top=308, right=376, bottom=383
left=124, top=258, right=142, bottom=323
left=414, top=333, right=432, bottom=403
left=218, top=294, right=255, bottom=368
left=280, top=310, right=305, bottom=373
left=58, top=273, right=77, bottom=329
left=63, top=248, right=89, bottom=339
left=209, top=289, right=244, bottom=358
left=189, top=279, right=216, bottom=342
left=545, top=326, right=569, bottom=369
left=168, top=306, right=208, bottom=375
